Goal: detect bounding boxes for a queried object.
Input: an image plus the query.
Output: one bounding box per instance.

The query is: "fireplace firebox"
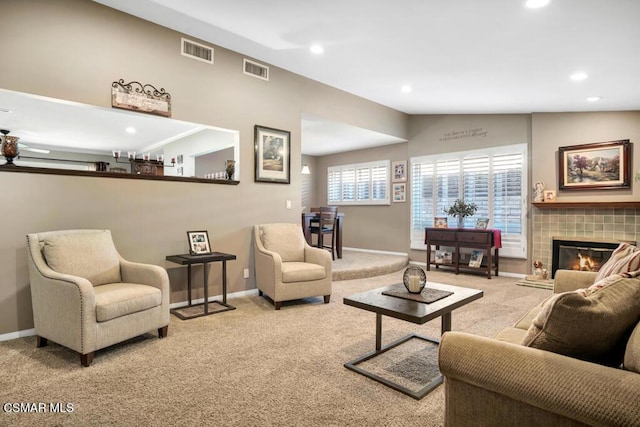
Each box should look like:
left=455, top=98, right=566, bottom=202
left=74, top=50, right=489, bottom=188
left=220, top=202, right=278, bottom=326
left=551, top=237, right=634, bottom=278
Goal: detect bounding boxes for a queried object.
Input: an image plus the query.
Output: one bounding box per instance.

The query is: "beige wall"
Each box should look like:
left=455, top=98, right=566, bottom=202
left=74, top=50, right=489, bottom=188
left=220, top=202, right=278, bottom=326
left=531, top=111, right=640, bottom=201
left=2, top=0, right=639, bottom=336
left=315, top=143, right=409, bottom=253
left=0, top=0, right=407, bottom=335
left=530, top=111, right=640, bottom=269
left=407, top=114, right=532, bottom=274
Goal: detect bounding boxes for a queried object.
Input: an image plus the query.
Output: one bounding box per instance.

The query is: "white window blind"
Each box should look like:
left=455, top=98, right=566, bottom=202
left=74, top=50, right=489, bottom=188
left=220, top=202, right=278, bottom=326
left=410, top=144, right=527, bottom=258
left=328, top=160, right=390, bottom=205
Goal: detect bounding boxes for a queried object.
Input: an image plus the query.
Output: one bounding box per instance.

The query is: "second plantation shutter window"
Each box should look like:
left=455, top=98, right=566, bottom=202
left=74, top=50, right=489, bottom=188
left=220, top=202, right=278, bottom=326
left=328, top=160, right=390, bottom=205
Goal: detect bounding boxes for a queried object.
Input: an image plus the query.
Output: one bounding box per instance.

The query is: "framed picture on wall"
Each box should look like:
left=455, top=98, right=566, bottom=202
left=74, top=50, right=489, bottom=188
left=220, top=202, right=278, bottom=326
left=392, top=160, right=407, bottom=182
left=392, top=183, right=406, bottom=202
left=558, top=139, right=631, bottom=191
left=187, top=230, right=212, bottom=255
left=254, top=125, right=291, bottom=184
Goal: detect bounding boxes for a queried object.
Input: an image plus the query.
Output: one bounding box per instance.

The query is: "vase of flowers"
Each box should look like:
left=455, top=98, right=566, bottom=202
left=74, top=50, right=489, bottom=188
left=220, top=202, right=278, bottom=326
left=445, top=199, right=478, bottom=228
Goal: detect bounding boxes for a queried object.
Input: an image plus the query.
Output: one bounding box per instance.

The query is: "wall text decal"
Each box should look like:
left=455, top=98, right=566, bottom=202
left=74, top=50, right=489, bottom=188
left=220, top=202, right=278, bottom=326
left=439, top=127, right=488, bottom=142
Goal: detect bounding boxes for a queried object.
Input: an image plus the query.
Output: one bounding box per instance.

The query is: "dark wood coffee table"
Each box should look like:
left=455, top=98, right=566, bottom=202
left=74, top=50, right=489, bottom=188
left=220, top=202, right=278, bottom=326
left=343, top=282, right=483, bottom=399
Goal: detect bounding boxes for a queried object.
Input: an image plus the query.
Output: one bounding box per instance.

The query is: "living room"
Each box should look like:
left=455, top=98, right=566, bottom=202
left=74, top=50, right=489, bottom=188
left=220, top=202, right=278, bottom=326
left=1, top=0, right=640, bottom=425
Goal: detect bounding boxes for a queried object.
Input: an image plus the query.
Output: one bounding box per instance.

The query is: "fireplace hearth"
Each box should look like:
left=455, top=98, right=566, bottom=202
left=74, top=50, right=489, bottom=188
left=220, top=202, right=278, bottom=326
left=551, top=237, right=634, bottom=278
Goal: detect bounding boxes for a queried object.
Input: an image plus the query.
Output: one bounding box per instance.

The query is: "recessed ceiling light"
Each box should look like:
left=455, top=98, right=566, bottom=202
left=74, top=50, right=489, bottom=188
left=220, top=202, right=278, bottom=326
left=525, top=0, right=551, bottom=8
left=310, top=44, right=324, bottom=55
left=587, top=96, right=602, bottom=102
left=125, top=126, right=136, bottom=134
left=570, top=72, right=589, bottom=81
left=401, top=85, right=412, bottom=93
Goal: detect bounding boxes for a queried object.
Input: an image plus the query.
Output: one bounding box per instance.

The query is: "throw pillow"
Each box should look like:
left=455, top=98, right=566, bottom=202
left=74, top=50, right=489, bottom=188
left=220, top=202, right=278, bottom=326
left=596, top=243, right=640, bottom=281
left=521, top=274, right=640, bottom=366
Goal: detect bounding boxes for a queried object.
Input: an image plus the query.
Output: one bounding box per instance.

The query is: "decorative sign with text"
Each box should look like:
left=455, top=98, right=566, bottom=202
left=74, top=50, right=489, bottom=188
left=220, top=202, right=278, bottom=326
left=439, top=127, right=488, bottom=142
left=111, top=79, right=171, bottom=117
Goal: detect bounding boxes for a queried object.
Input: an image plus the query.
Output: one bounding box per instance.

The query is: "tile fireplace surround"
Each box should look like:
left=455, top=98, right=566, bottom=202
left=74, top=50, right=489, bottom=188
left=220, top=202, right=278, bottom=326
left=532, top=207, right=640, bottom=272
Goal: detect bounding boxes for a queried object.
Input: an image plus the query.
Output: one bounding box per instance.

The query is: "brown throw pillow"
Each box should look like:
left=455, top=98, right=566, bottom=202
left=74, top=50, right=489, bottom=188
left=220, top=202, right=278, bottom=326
left=521, top=274, right=640, bottom=366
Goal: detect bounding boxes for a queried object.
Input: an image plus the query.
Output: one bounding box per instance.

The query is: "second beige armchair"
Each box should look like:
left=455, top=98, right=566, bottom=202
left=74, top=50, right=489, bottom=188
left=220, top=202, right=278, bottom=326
left=254, top=223, right=332, bottom=310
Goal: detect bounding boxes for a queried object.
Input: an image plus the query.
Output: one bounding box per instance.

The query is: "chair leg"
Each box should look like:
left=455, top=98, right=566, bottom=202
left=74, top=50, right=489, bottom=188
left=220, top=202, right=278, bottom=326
left=324, top=295, right=330, bottom=304
left=80, top=352, right=94, bottom=367
left=274, top=301, right=282, bottom=310
left=36, top=336, right=48, bottom=348
left=158, top=326, right=168, bottom=338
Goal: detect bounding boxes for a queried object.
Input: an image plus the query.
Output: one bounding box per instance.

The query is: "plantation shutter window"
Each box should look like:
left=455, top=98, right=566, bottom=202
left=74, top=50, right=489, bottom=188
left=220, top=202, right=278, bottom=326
left=410, top=144, right=527, bottom=259
left=328, top=161, right=390, bottom=205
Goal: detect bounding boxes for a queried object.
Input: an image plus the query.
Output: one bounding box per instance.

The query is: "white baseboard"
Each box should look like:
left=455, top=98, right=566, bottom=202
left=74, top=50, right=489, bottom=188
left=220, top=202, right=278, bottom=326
left=169, top=288, right=258, bottom=309
left=0, top=328, right=35, bottom=342
left=1, top=289, right=260, bottom=342
left=342, top=247, right=408, bottom=257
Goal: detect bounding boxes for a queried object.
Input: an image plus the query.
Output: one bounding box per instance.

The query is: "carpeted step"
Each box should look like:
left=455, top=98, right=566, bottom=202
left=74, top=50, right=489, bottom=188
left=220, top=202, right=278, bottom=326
left=332, top=250, right=409, bottom=281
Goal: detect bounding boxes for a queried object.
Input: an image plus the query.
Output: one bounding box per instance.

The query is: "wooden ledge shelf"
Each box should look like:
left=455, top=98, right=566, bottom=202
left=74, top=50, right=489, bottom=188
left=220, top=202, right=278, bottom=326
left=0, top=165, right=240, bottom=185
left=532, top=201, right=640, bottom=209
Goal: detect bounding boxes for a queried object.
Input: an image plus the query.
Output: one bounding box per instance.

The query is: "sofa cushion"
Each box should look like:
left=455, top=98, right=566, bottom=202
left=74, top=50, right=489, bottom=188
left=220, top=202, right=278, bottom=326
left=624, top=323, right=640, bottom=374
left=281, top=262, right=326, bottom=283
left=261, top=224, right=306, bottom=262
left=94, top=283, right=162, bottom=322
left=42, top=231, right=121, bottom=286
left=514, top=298, right=548, bottom=330
left=521, top=274, right=640, bottom=366
left=494, top=327, right=528, bottom=344
left=596, top=243, right=640, bottom=281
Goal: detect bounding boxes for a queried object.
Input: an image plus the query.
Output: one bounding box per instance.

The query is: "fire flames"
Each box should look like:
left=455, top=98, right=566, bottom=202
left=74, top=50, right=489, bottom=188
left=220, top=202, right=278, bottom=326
left=571, top=253, right=600, bottom=272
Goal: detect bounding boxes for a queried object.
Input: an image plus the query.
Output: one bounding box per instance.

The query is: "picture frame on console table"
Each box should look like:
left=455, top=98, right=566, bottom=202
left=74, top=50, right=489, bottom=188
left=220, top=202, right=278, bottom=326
left=434, top=217, right=448, bottom=228
left=254, top=125, right=291, bottom=184
left=558, top=139, right=631, bottom=191
left=187, top=230, right=212, bottom=255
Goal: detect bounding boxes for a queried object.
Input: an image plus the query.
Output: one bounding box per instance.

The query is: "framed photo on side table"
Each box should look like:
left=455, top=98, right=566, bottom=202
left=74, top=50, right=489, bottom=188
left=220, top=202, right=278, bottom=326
left=254, top=125, right=291, bottom=184
left=187, top=230, right=212, bottom=255
left=544, top=190, right=556, bottom=201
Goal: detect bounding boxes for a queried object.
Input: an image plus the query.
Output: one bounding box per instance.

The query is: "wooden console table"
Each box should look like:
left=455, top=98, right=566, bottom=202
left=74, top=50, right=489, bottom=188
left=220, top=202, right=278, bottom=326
left=424, top=228, right=501, bottom=279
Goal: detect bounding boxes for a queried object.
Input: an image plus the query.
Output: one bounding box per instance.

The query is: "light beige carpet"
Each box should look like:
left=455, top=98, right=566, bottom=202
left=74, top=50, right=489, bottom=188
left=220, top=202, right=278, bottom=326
left=0, top=269, right=551, bottom=427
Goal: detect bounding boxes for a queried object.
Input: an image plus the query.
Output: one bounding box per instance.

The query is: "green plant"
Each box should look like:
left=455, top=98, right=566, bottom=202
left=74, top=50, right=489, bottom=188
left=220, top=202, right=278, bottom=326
left=444, top=199, right=478, bottom=218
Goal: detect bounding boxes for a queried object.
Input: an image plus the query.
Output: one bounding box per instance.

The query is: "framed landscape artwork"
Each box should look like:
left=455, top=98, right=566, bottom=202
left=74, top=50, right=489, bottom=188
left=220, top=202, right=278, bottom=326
left=254, top=125, right=291, bottom=184
left=558, top=139, right=631, bottom=191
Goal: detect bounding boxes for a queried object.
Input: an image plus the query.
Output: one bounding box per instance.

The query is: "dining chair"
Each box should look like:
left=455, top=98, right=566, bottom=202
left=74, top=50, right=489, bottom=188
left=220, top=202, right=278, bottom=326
left=309, top=206, right=338, bottom=260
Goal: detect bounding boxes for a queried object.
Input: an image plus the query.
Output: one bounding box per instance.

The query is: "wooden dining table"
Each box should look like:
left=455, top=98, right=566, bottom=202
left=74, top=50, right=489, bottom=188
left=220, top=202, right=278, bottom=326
left=301, top=211, right=345, bottom=259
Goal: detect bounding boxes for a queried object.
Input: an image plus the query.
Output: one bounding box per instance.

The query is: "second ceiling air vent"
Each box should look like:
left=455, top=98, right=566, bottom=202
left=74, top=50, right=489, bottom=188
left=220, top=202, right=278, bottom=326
left=243, top=58, right=269, bottom=81
left=181, top=37, right=214, bottom=64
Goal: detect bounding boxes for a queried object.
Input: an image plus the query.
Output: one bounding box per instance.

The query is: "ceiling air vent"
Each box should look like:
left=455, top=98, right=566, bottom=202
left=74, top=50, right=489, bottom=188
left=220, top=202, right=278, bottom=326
left=181, top=37, right=214, bottom=64
left=243, top=58, right=269, bottom=81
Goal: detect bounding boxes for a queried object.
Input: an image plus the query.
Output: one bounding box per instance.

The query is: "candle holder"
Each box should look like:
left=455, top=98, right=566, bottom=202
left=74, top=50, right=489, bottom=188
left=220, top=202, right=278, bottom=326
left=1, top=129, right=20, bottom=166
left=402, top=266, right=426, bottom=294
left=112, top=150, right=175, bottom=167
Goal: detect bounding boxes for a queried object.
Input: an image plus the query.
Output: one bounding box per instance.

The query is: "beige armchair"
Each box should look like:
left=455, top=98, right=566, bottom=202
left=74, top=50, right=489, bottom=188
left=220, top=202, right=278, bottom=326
left=27, top=229, right=170, bottom=367
left=254, top=223, right=332, bottom=310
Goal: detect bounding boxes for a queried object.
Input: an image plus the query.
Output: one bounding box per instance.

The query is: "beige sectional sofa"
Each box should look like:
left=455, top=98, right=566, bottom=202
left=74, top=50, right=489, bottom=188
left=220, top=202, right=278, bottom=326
left=439, top=269, right=640, bottom=426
